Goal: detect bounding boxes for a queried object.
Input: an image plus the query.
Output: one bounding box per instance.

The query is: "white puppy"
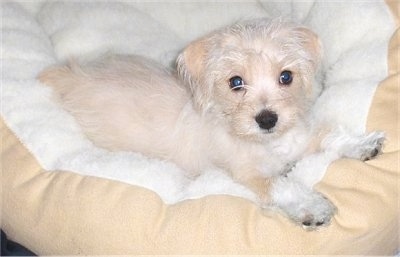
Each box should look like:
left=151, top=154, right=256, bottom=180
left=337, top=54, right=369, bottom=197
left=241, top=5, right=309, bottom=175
left=39, top=18, right=384, bottom=228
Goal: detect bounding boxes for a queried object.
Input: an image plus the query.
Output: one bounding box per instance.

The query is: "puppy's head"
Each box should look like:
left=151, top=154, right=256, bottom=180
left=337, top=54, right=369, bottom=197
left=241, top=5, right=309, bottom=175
left=177, top=18, right=322, bottom=141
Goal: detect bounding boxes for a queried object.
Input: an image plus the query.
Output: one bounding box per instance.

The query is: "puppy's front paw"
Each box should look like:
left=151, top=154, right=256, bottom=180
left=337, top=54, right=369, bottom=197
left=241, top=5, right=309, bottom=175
left=343, top=131, right=385, bottom=161
left=324, top=128, right=385, bottom=161
left=358, top=131, right=385, bottom=161
left=295, top=193, right=336, bottom=229
left=271, top=177, right=336, bottom=230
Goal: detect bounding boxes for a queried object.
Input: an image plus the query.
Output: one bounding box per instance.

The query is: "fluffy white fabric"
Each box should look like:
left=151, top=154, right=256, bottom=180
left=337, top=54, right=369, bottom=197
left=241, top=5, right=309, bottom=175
left=1, top=1, right=395, bottom=204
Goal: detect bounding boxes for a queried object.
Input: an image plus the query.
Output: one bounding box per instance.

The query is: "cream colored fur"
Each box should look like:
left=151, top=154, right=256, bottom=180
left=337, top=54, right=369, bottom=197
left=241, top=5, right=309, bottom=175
left=39, top=18, right=384, bottom=228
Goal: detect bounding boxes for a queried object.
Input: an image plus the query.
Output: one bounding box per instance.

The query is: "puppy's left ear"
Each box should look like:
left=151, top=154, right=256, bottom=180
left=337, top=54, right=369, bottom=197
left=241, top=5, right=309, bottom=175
left=290, top=27, right=323, bottom=98
left=176, top=36, right=214, bottom=112
left=295, top=27, right=323, bottom=70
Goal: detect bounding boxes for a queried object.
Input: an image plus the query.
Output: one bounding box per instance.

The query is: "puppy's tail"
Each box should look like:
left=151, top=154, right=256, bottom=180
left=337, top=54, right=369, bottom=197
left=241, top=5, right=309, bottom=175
left=37, top=60, right=83, bottom=97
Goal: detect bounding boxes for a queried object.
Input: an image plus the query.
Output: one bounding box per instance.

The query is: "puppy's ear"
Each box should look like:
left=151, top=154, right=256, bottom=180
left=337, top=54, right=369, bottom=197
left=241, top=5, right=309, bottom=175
left=177, top=36, right=213, bottom=112
left=295, top=27, right=323, bottom=70
left=292, top=27, right=323, bottom=98
left=177, top=38, right=208, bottom=81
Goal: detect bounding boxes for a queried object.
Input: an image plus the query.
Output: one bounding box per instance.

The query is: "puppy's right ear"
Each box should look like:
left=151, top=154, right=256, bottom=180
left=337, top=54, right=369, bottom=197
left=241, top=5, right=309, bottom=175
left=176, top=36, right=213, bottom=112
left=177, top=38, right=207, bottom=82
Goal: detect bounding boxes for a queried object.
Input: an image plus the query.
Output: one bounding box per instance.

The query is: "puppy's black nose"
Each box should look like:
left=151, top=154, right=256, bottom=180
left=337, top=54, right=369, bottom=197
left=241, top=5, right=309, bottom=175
left=255, top=110, right=278, bottom=130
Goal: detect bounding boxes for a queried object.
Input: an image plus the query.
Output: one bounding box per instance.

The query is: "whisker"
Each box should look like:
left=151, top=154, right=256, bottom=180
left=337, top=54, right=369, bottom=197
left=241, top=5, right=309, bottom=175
left=230, top=85, right=245, bottom=91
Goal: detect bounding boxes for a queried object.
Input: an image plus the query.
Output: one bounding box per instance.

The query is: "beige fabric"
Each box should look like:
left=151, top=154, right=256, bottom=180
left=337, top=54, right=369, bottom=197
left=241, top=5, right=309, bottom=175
left=2, top=3, right=399, bottom=255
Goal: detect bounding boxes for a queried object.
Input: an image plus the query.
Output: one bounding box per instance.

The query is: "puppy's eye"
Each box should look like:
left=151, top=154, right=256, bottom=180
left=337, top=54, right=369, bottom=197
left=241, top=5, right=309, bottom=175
left=279, top=70, right=293, bottom=85
left=229, top=76, right=245, bottom=91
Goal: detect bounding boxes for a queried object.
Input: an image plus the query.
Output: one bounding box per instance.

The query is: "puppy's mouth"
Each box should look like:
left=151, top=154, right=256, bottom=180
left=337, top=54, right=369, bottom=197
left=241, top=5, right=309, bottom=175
left=260, top=128, right=276, bottom=134
left=240, top=125, right=279, bottom=143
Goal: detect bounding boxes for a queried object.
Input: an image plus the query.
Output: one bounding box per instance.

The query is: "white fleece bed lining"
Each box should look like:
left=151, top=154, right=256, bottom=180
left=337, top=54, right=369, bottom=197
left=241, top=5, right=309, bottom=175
left=1, top=1, right=395, bottom=204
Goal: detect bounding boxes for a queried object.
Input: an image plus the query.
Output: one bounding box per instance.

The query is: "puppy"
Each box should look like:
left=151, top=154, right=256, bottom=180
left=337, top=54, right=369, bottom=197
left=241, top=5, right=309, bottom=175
left=39, top=18, right=384, bottom=228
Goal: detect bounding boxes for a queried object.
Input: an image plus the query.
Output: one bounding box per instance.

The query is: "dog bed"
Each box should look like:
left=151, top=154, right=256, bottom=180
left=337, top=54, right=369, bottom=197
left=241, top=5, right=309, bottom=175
left=2, top=0, right=399, bottom=255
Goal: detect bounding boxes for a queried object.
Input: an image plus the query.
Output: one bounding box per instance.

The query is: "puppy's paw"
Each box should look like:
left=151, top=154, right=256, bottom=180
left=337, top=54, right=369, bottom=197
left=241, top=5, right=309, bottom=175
left=358, top=131, right=385, bottom=161
left=345, top=131, right=385, bottom=161
left=271, top=177, right=336, bottom=230
left=295, top=193, right=336, bottom=230
left=323, top=128, right=385, bottom=161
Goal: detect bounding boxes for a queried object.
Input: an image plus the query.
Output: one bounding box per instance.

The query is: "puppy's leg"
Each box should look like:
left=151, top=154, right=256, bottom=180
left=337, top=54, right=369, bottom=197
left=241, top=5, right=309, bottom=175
left=274, top=128, right=385, bottom=228
left=238, top=176, right=273, bottom=203
left=237, top=175, right=335, bottom=229
left=269, top=176, right=336, bottom=229
left=288, top=152, right=335, bottom=188
left=321, top=127, right=385, bottom=161
left=288, top=129, right=384, bottom=189
left=288, top=127, right=385, bottom=188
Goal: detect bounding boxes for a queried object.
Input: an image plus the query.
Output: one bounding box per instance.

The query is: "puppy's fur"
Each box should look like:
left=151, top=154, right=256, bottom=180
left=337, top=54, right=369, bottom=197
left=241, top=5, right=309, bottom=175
left=39, top=19, right=384, bottom=228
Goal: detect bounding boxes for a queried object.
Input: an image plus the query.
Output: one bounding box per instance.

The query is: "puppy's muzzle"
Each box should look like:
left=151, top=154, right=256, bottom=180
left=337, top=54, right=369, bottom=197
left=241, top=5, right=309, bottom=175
left=255, top=110, right=278, bottom=130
